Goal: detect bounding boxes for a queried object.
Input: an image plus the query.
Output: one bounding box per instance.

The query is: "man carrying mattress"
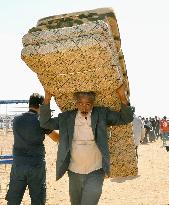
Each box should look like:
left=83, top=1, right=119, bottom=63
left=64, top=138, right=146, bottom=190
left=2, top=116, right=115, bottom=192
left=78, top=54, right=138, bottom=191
left=40, top=84, right=134, bottom=205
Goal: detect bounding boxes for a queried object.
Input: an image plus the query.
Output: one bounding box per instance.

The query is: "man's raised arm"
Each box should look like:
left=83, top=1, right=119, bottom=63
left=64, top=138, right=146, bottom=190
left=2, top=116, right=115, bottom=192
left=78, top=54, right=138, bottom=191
left=40, top=90, right=59, bottom=130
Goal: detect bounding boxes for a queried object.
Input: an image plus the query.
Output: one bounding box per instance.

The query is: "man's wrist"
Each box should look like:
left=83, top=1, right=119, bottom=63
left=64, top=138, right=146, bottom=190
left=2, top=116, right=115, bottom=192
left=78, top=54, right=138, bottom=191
left=121, top=101, right=130, bottom=106
left=119, top=95, right=128, bottom=104
left=43, top=99, right=50, bottom=105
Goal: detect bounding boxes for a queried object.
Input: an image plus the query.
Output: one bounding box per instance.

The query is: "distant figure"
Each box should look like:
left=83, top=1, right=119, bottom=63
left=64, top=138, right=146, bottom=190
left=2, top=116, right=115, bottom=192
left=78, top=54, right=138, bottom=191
left=133, top=115, right=143, bottom=159
left=154, top=116, right=160, bottom=138
left=149, top=117, right=156, bottom=142
left=140, top=117, right=146, bottom=142
left=6, top=93, right=59, bottom=205
left=143, top=118, right=151, bottom=143
left=160, top=116, right=169, bottom=147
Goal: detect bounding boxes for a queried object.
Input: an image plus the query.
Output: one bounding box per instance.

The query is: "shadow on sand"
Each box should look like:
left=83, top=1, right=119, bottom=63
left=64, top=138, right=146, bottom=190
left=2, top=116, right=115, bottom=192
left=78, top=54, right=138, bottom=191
left=110, top=175, right=140, bottom=183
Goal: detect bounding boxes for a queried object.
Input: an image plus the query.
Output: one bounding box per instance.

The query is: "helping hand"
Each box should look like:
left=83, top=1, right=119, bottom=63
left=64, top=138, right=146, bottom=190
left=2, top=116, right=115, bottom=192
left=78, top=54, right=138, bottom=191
left=116, top=84, right=129, bottom=105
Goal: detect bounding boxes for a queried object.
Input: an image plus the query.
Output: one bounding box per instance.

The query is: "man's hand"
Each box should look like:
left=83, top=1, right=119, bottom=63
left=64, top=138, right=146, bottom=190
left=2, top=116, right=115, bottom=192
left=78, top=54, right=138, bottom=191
left=116, top=84, right=129, bottom=105
left=43, top=90, right=52, bottom=105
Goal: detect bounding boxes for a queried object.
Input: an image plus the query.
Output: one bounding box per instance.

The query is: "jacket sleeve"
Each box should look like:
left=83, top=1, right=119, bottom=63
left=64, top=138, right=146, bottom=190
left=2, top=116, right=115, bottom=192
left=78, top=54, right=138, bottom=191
left=106, top=104, right=134, bottom=125
left=40, top=104, right=59, bottom=130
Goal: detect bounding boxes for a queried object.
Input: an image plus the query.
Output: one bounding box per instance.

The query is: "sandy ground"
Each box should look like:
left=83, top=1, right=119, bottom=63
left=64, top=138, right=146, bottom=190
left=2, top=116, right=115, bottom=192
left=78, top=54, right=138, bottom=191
left=0, top=130, right=169, bottom=205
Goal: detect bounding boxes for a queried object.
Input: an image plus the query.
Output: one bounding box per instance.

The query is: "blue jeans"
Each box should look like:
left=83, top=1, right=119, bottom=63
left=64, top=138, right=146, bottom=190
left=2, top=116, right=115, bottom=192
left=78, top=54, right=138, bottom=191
left=6, top=162, right=46, bottom=205
left=162, top=132, right=169, bottom=146
left=68, top=168, right=105, bottom=205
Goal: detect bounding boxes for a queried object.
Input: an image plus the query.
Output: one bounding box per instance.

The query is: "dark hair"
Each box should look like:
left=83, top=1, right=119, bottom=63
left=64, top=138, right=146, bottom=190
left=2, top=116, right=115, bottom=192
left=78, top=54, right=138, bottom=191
left=132, top=106, right=135, bottom=113
left=29, top=93, right=44, bottom=109
left=73, top=91, right=96, bottom=102
left=166, top=146, right=169, bottom=152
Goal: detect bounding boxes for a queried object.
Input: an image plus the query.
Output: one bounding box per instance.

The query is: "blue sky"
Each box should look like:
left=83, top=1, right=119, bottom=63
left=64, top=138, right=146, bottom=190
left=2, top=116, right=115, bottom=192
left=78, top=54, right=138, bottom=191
left=0, top=0, right=169, bottom=117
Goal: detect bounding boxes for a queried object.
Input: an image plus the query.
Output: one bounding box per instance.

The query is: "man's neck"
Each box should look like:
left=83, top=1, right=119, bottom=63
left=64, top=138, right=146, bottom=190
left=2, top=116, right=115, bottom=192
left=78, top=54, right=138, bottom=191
left=29, top=108, right=38, bottom=114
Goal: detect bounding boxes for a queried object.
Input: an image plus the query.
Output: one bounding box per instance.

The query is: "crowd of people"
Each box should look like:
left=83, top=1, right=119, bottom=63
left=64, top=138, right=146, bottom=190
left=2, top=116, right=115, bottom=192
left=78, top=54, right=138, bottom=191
left=132, top=115, right=169, bottom=152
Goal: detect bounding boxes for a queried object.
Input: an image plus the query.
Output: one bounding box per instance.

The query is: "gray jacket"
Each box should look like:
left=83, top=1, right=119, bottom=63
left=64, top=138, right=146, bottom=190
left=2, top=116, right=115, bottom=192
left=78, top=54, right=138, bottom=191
left=40, top=104, right=134, bottom=180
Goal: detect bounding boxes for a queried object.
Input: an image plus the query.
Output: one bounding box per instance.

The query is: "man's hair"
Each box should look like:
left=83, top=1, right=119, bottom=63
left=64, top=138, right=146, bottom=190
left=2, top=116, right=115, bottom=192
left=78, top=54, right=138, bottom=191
left=29, top=93, right=44, bottom=109
left=73, top=91, right=96, bottom=102
left=132, top=106, right=135, bottom=113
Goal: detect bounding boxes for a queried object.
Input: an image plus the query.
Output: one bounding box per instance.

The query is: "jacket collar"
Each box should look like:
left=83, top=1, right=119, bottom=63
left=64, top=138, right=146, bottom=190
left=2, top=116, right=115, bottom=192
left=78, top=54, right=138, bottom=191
left=29, top=109, right=38, bottom=114
left=91, top=107, right=99, bottom=136
left=67, top=110, right=77, bottom=146
left=67, top=107, right=99, bottom=145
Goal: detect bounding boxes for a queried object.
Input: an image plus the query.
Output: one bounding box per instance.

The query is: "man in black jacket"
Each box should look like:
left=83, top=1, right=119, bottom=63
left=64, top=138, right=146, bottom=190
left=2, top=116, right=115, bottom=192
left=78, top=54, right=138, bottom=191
left=6, top=93, right=59, bottom=205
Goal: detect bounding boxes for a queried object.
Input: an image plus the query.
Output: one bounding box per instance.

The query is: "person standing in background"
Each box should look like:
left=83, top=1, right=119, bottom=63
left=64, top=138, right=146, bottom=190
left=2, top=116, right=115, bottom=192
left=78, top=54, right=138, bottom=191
left=154, top=116, right=160, bottom=139
left=160, top=116, right=169, bottom=147
left=132, top=112, right=144, bottom=159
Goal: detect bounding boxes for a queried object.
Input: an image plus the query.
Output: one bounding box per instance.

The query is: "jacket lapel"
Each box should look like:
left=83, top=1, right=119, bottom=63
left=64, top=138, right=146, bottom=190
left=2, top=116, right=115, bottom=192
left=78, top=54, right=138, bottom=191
left=67, top=110, right=77, bottom=146
left=91, top=107, right=99, bottom=137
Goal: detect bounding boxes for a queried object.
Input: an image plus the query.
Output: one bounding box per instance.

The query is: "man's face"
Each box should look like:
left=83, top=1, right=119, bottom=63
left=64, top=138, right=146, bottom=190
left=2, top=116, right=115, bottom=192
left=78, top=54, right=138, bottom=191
left=76, top=95, right=94, bottom=117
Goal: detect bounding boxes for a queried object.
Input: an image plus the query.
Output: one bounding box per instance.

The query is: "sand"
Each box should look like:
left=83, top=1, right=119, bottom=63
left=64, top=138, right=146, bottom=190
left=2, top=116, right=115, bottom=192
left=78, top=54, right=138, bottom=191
left=0, top=130, right=169, bottom=205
